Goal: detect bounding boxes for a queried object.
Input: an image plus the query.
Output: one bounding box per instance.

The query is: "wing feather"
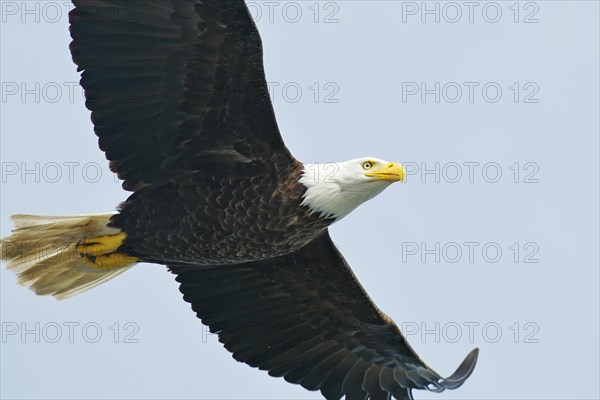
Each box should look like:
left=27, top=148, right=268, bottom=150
left=69, top=0, right=294, bottom=191
left=169, top=230, right=478, bottom=399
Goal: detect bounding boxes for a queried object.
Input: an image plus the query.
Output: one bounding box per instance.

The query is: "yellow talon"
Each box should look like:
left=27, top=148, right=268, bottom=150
left=76, top=232, right=127, bottom=256
left=77, top=232, right=137, bottom=270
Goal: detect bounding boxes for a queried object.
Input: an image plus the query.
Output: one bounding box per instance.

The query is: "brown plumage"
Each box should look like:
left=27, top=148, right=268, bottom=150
left=169, top=231, right=478, bottom=400
left=112, top=166, right=333, bottom=265
left=69, top=0, right=292, bottom=192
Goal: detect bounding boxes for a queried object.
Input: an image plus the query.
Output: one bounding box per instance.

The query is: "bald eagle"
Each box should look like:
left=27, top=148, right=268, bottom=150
left=0, top=1, right=478, bottom=399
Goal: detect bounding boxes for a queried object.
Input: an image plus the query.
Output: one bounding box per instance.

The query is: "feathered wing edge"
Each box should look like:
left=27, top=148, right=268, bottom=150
left=169, top=230, right=478, bottom=399
left=69, top=0, right=295, bottom=192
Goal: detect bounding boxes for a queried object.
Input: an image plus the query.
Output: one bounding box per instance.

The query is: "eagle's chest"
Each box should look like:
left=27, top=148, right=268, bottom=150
left=185, top=178, right=333, bottom=264
left=115, top=177, right=334, bottom=265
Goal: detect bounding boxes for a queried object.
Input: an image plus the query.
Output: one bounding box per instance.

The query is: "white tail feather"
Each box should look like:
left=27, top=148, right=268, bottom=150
left=1, top=213, right=135, bottom=299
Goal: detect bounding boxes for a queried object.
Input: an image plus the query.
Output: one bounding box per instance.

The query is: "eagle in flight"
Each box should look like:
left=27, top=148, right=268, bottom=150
left=1, top=1, right=478, bottom=399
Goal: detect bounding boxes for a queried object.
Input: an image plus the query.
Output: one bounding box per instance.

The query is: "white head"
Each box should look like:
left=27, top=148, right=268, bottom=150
left=299, top=157, right=405, bottom=221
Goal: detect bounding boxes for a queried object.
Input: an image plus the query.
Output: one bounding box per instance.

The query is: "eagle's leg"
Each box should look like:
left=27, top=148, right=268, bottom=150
left=77, top=233, right=138, bottom=269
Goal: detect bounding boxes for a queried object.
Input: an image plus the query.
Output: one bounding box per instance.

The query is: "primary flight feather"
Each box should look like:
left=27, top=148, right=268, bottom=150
left=0, top=1, right=478, bottom=399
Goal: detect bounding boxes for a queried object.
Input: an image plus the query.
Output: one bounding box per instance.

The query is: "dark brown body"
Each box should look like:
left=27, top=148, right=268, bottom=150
left=111, top=166, right=333, bottom=266
left=63, top=2, right=480, bottom=398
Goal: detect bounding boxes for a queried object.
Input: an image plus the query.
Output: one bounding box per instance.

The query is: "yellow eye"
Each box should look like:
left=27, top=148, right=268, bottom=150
left=362, top=161, right=373, bottom=170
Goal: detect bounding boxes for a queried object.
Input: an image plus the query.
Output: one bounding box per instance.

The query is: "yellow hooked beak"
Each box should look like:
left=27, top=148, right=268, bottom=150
left=365, top=162, right=405, bottom=182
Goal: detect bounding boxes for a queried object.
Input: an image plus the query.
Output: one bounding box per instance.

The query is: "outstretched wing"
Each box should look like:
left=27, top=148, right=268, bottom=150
left=169, top=231, right=478, bottom=400
left=69, top=0, right=294, bottom=191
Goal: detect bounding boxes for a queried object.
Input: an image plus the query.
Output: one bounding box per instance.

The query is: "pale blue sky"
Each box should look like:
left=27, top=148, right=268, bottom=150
left=1, top=1, right=599, bottom=399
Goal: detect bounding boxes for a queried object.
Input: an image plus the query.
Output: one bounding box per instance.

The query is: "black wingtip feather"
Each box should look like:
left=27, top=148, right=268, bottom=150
left=439, top=348, right=479, bottom=390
